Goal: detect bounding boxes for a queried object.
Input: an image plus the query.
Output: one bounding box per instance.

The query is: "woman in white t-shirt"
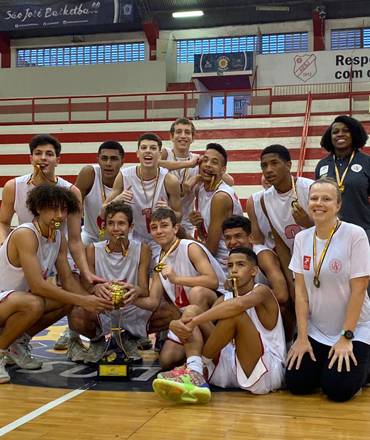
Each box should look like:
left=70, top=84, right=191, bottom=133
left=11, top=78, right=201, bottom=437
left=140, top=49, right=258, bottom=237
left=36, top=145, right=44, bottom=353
left=286, top=177, right=370, bottom=402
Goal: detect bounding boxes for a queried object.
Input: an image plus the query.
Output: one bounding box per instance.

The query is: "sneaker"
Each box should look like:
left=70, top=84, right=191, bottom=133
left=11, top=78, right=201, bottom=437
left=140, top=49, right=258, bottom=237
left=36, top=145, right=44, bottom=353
left=84, top=337, right=107, bottom=364
left=153, top=368, right=211, bottom=404
left=53, top=328, right=70, bottom=350
left=0, top=353, right=10, bottom=384
left=114, top=332, right=143, bottom=364
left=6, top=335, right=42, bottom=370
left=67, top=338, right=87, bottom=363
left=137, top=336, right=153, bottom=350
left=157, top=364, right=187, bottom=379
left=154, top=331, right=168, bottom=353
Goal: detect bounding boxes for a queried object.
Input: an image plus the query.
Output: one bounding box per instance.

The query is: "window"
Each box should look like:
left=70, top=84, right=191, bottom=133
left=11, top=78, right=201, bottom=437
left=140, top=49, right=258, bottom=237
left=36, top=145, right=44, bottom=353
left=177, top=36, right=256, bottom=63
left=17, top=42, right=146, bottom=67
left=177, top=32, right=308, bottom=63
left=261, top=32, right=308, bottom=54
left=331, top=28, right=370, bottom=50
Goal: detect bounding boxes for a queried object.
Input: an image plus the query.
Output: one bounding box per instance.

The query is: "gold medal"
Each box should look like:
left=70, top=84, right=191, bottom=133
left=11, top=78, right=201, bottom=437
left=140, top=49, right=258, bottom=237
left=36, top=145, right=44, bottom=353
left=154, top=238, right=180, bottom=275
left=228, top=277, right=238, bottom=298
left=291, top=201, right=299, bottom=208
left=333, top=150, right=355, bottom=193
left=313, top=276, right=321, bottom=288
left=153, top=263, right=164, bottom=273
left=291, top=176, right=299, bottom=208
left=339, top=185, right=345, bottom=193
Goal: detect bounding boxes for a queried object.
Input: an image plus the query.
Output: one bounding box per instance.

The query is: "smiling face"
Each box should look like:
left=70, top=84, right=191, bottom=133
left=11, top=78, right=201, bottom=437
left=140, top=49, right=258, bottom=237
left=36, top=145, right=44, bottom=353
left=260, top=153, right=291, bottom=188
left=224, top=227, right=252, bottom=251
left=98, top=149, right=124, bottom=181
left=105, top=211, right=133, bottom=241
left=308, top=182, right=341, bottom=224
left=137, top=139, right=161, bottom=169
left=30, top=144, right=60, bottom=177
left=149, top=216, right=178, bottom=249
left=199, top=149, right=226, bottom=183
left=170, top=123, right=194, bottom=155
left=331, top=122, right=353, bottom=154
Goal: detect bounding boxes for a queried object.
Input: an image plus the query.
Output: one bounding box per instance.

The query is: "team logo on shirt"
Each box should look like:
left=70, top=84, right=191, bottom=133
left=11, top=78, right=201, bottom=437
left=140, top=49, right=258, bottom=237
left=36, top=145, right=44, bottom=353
left=329, top=259, right=342, bottom=273
left=351, top=164, right=362, bottom=173
left=303, top=256, right=311, bottom=270
left=319, top=165, right=329, bottom=176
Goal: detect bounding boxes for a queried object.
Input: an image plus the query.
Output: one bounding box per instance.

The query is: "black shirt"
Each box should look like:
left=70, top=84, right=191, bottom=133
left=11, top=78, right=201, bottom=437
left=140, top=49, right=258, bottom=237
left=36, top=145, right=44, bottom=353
left=315, top=150, right=370, bottom=230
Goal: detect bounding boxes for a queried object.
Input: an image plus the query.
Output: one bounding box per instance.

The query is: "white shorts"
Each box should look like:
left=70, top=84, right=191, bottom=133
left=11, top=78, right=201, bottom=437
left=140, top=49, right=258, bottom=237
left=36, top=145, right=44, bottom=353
left=0, top=290, right=15, bottom=302
left=99, top=304, right=152, bottom=338
left=208, top=342, right=284, bottom=395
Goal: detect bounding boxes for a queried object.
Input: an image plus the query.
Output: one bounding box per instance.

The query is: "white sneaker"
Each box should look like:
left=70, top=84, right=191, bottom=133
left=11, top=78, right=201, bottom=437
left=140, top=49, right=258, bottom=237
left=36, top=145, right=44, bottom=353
left=53, top=328, right=70, bottom=350
left=0, top=353, right=10, bottom=384
left=84, top=337, right=107, bottom=364
left=67, top=338, right=87, bottom=363
left=6, top=334, right=42, bottom=370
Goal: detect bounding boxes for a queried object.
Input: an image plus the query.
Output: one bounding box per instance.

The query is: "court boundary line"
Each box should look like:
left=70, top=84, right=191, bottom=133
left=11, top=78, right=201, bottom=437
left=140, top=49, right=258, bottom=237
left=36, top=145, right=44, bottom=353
left=0, top=388, right=86, bottom=437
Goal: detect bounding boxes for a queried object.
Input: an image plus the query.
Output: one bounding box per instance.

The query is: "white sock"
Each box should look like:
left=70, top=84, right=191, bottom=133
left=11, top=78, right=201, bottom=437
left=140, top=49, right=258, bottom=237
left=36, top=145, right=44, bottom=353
left=202, top=355, right=212, bottom=366
left=187, top=356, right=203, bottom=375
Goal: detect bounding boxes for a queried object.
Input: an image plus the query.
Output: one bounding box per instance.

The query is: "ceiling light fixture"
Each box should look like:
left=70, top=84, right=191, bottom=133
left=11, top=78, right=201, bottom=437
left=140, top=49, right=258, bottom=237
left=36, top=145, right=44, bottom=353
left=256, top=6, right=290, bottom=11
left=172, top=10, right=204, bottom=18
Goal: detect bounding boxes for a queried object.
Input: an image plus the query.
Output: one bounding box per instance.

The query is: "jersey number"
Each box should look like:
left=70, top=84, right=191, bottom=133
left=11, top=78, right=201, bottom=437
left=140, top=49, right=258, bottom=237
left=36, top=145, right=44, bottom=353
left=175, top=285, right=189, bottom=309
left=284, top=224, right=302, bottom=240
left=142, top=208, right=153, bottom=233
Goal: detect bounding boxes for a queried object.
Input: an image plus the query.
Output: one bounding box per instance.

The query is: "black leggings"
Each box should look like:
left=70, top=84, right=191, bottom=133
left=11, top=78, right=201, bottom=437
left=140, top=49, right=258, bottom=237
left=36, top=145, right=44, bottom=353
left=285, top=337, right=370, bottom=402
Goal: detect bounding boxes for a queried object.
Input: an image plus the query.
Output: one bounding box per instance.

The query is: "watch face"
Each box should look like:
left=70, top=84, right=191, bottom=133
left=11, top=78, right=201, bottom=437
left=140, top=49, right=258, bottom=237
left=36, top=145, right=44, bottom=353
left=344, top=330, right=354, bottom=340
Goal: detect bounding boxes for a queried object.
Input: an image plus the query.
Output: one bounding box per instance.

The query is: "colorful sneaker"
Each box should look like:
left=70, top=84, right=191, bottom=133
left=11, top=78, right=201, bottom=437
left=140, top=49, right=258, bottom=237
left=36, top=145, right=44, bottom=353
left=84, top=337, right=107, bottom=364
left=6, top=335, right=42, bottom=370
left=137, top=336, right=153, bottom=350
left=153, top=368, right=211, bottom=404
left=67, top=338, right=87, bottom=363
left=157, top=364, right=188, bottom=379
left=0, top=353, right=10, bottom=384
left=53, top=328, right=70, bottom=350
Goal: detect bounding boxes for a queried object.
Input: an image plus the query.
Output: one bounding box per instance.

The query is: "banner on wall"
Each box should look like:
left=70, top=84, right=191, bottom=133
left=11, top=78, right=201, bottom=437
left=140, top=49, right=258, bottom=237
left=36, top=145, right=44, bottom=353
left=194, top=52, right=253, bottom=74
left=0, top=0, right=134, bottom=31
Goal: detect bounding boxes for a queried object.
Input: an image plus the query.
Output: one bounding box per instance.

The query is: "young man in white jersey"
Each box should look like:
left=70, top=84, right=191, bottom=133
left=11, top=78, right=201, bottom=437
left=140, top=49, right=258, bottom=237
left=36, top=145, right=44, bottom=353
left=253, top=144, right=314, bottom=300
left=159, top=118, right=234, bottom=237
left=153, top=247, right=286, bottom=404
left=53, top=141, right=126, bottom=353
left=101, top=132, right=182, bottom=264
left=189, top=143, right=243, bottom=275
left=68, top=201, right=178, bottom=363
left=0, top=185, right=113, bottom=383
left=0, top=134, right=101, bottom=367
left=133, top=208, right=226, bottom=370
left=222, top=215, right=295, bottom=342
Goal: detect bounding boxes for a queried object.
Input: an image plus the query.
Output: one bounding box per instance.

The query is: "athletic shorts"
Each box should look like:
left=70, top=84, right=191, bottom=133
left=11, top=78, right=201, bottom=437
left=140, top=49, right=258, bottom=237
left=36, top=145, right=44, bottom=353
left=99, top=304, right=152, bottom=338
left=0, top=290, right=15, bottom=302
left=208, top=342, right=285, bottom=395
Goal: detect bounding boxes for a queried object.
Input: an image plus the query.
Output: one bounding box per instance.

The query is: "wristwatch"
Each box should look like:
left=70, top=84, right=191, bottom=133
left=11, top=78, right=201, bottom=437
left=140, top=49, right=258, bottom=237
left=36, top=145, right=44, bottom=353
left=341, top=330, right=354, bottom=340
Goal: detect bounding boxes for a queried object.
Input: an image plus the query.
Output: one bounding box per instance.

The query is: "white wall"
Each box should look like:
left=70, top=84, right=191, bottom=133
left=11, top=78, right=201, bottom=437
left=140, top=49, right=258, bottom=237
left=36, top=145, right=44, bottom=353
left=0, top=61, right=167, bottom=98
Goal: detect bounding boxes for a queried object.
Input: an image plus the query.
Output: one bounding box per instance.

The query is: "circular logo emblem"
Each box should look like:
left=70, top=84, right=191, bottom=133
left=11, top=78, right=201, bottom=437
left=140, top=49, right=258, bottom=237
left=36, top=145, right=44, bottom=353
left=351, top=164, right=362, bottom=173
left=329, top=259, right=342, bottom=273
left=217, top=56, right=230, bottom=71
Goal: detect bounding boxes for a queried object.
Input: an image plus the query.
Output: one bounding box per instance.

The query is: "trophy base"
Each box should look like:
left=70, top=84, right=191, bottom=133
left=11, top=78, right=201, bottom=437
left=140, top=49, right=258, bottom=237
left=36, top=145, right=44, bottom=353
left=97, top=354, right=133, bottom=381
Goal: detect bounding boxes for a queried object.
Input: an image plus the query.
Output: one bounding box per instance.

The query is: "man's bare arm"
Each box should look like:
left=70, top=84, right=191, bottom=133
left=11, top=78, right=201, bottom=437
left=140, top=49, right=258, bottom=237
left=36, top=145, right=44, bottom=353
left=0, top=179, right=16, bottom=245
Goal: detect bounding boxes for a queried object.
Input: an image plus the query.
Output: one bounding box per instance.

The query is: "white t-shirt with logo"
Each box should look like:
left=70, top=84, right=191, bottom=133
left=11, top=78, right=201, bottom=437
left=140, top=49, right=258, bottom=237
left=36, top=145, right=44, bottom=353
left=289, top=221, right=370, bottom=346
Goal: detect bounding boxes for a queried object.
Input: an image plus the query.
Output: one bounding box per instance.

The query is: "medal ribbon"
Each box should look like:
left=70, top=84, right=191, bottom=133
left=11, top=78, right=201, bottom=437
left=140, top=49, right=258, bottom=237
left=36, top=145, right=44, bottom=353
left=98, top=181, right=107, bottom=241
left=27, top=165, right=57, bottom=185
left=313, top=220, right=339, bottom=286
left=291, top=175, right=298, bottom=204
left=154, top=238, right=180, bottom=272
left=228, top=277, right=238, bottom=298
left=32, top=218, right=59, bottom=242
left=138, top=166, right=159, bottom=208
left=172, top=151, right=190, bottom=192
left=105, top=236, right=129, bottom=257
left=333, top=150, right=355, bottom=190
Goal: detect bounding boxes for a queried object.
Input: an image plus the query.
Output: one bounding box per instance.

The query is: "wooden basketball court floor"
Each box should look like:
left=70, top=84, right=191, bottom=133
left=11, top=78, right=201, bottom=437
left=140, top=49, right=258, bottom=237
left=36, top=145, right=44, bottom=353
left=1, top=356, right=370, bottom=439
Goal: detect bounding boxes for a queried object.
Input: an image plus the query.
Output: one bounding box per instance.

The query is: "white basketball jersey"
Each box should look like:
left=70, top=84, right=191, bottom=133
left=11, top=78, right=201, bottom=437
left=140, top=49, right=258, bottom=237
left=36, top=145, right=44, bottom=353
left=252, top=190, right=275, bottom=250
left=164, top=147, right=199, bottom=235
left=159, top=239, right=226, bottom=312
left=224, top=285, right=286, bottom=363
left=82, top=165, right=113, bottom=243
left=0, top=223, right=61, bottom=293
left=121, top=166, right=169, bottom=242
left=253, top=244, right=272, bottom=287
left=263, top=177, right=313, bottom=253
left=197, top=182, right=243, bottom=273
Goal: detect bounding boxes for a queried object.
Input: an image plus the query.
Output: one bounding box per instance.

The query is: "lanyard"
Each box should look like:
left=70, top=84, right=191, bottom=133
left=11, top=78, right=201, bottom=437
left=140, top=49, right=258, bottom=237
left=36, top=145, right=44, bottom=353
left=153, top=238, right=180, bottom=273
left=207, top=176, right=223, bottom=192
left=27, top=165, right=57, bottom=185
left=98, top=181, right=107, bottom=241
left=291, top=176, right=299, bottom=208
left=313, top=220, right=339, bottom=288
left=138, top=166, right=159, bottom=208
left=333, top=150, right=355, bottom=193
left=32, top=218, right=60, bottom=242
left=172, top=151, right=190, bottom=197
left=105, top=236, right=129, bottom=257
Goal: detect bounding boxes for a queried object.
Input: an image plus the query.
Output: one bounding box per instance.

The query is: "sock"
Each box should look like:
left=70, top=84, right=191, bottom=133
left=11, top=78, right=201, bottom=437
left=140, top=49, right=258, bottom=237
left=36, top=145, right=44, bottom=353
left=202, top=355, right=212, bottom=366
left=69, top=330, right=80, bottom=339
left=187, top=356, right=203, bottom=375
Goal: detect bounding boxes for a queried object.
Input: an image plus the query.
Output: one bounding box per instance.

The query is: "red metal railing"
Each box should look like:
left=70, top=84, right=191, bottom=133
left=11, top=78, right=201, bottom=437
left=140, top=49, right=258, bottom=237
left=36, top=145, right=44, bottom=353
left=0, top=88, right=273, bottom=125
left=297, top=92, right=312, bottom=177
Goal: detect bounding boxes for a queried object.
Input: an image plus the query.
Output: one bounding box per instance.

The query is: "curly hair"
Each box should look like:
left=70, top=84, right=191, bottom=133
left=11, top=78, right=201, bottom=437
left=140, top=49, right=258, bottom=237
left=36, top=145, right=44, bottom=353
left=29, top=134, right=62, bottom=157
left=320, top=115, right=368, bottom=153
left=221, top=215, right=251, bottom=235
left=104, top=201, right=133, bottom=226
left=26, top=184, right=80, bottom=217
